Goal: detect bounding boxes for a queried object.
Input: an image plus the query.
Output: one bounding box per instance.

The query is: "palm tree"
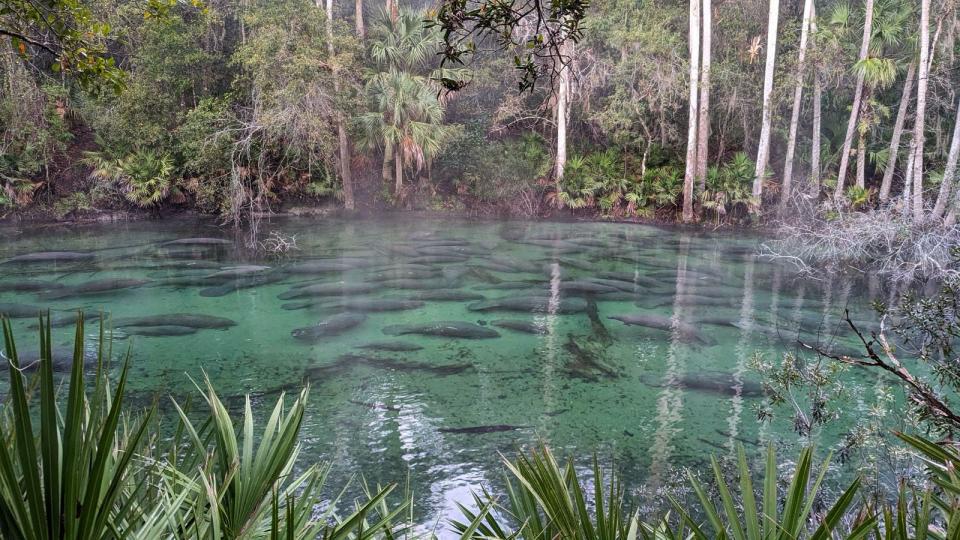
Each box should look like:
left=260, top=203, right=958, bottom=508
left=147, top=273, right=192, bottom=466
left=357, top=10, right=456, bottom=199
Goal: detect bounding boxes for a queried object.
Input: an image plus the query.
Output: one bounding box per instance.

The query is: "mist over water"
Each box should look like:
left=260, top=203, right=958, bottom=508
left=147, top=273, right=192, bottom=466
left=0, top=217, right=894, bottom=525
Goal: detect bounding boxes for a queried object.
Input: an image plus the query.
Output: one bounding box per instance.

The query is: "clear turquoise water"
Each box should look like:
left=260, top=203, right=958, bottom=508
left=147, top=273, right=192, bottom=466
left=0, top=217, right=893, bottom=524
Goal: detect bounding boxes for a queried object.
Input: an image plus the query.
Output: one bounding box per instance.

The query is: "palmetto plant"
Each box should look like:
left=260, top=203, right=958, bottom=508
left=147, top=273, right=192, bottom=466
left=84, top=149, right=176, bottom=208
left=454, top=444, right=890, bottom=540
left=0, top=315, right=408, bottom=539
left=700, top=153, right=758, bottom=222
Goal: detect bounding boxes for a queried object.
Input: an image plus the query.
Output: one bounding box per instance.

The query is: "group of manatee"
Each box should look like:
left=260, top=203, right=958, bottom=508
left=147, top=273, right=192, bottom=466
left=0, top=229, right=874, bottom=400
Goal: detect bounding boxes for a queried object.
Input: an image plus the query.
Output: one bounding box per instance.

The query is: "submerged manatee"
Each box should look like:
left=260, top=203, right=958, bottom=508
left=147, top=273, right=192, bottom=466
left=382, top=321, right=500, bottom=339
left=356, top=340, right=424, bottom=352
left=162, top=238, right=233, bottom=246
left=0, top=303, right=44, bottom=319
left=0, top=280, right=65, bottom=292
left=291, top=313, right=367, bottom=341
left=278, top=282, right=377, bottom=300
left=198, top=272, right=288, bottom=297
left=42, top=278, right=151, bottom=299
left=608, top=313, right=716, bottom=345
left=642, top=372, right=765, bottom=398
left=114, top=313, right=236, bottom=329
left=2, top=251, right=95, bottom=264
left=120, top=325, right=198, bottom=337
left=438, top=424, right=531, bottom=435
left=467, top=296, right=587, bottom=314
left=376, top=279, right=456, bottom=290
left=491, top=319, right=549, bottom=335
left=409, top=290, right=486, bottom=302
left=333, top=299, right=425, bottom=312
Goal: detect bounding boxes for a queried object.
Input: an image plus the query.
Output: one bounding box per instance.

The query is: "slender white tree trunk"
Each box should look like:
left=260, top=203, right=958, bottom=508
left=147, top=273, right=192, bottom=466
left=879, top=61, right=916, bottom=202
left=933, top=98, right=960, bottom=219
left=355, top=0, right=365, bottom=39
left=695, top=0, right=712, bottom=195
left=902, top=143, right=915, bottom=210
left=833, top=0, right=874, bottom=200
left=856, top=130, right=866, bottom=188
left=911, top=0, right=930, bottom=221
left=554, top=42, right=571, bottom=182
left=809, top=6, right=821, bottom=194
left=780, top=0, right=814, bottom=211
left=752, top=0, right=779, bottom=201
left=682, top=0, right=701, bottom=223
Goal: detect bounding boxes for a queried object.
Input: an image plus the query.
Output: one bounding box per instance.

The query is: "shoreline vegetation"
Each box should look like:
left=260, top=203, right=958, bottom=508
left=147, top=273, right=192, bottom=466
left=3, top=314, right=960, bottom=538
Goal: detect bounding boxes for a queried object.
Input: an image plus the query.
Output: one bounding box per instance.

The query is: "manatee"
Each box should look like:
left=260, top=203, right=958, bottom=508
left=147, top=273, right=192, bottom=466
left=356, top=340, right=424, bottom=352
left=376, top=279, right=455, bottom=290
left=7, top=347, right=91, bottom=373
left=467, top=296, right=587, bottom=314
left=114, top=313, right=236, bottom=329
left=560, top=281, right=620, bottom=294
left=41, top=279, right=151, bottom=299
left=0, top=303, right=44, bottom=319
left=198, top=272, right=288, bottom=297
left=332, top=299, right=425, bottom=312
left=408, top=255, right=469, bottom=265
left=608, top=313, right=716, bottom=345
left=157, top=276, right=230, bottom=288
left=491, top=319, right=549, bottom=335
left=277, top=282, right=377, bottom=300
left=473, top=281, right=543, bottom=291
left=121, top=325, right=198, bottom=337
left=2, top=251, right=95, bottom=264
left=32, top=310, right=104, bottom=328
left=597, top=272, right=666, bottom=289
left=409, top=290, right=486, bottom=302
left=643, top=372, right=765, bottom=398
left=291, top=313, right=367, bottom=341
left=651, top=296, right=743, bottom=309
left=382, top=321, right=500, bottom=339
left=438, top=424, right=530, bottom=435
left=417, top=245, right=489, bottom=257
left=283, top=261, right=353, bottom=274
left=0, top=280, right=65, bottom=292
left=162, top=237, right=233, bottom=246
left=364, top=268, right=441, bottom=282
left=206, top=265, right=271, bottom=278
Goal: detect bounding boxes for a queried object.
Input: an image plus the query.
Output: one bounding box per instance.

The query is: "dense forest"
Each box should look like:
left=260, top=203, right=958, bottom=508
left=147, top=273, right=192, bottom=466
left=3, top=0, right=960, bottom=230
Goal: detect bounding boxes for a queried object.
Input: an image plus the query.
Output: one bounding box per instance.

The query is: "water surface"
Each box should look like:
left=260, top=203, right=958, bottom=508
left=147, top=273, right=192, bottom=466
left=0, top=217, right=894, bottom=524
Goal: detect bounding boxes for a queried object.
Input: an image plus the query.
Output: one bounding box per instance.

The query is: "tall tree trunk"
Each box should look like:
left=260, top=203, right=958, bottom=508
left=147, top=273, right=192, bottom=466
left=902, top=142, right=915, bottom=210
left=911, top=0, right=930, bottom=221
left=752, top=0, right=779, bottom=202
left=695, top=0, right=712, bottom=195
left=554, top=42, right=571, bottom=182
left=394, top=149, right=403, bottom=194
left=833, top=0, right=874, bottom=200
left=325, top=0, right=355, bottom=210
left=682, top=0, right=701, bottom=223
left=388, top=0, right=398, bottom=22
left=811, top=78, right=822, bottom=194
left=355, top=0, right=365, bottom=39
left=879, top=61, right=916, bottom=202
left=856, top=130, right=866, bottom=189
left=780, top=0, right=814, bottom=212
left=933, top=98, right=960, bottom=219
left=382, top=145, right=392, bottom=185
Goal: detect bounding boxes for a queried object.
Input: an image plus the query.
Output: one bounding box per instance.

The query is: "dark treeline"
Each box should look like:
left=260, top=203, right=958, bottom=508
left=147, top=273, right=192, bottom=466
left=2, top=0, right=960, bottom=227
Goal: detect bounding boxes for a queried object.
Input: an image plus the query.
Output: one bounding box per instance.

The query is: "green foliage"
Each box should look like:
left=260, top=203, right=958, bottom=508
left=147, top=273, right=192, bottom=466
left=0, top=316, right=158, bottom=538
left=454, top=443, right=888, bottom=540
left=0, top=0, right=125, bottom=91
left=845, top=185, right=873, bottom=210
left=438, top=127, right=550, bottom=202
left=700, top=153, right=759, bottom=220
left=0, top=316, right=410, bottom=539
left=85, top=149, right=177, bottom=208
